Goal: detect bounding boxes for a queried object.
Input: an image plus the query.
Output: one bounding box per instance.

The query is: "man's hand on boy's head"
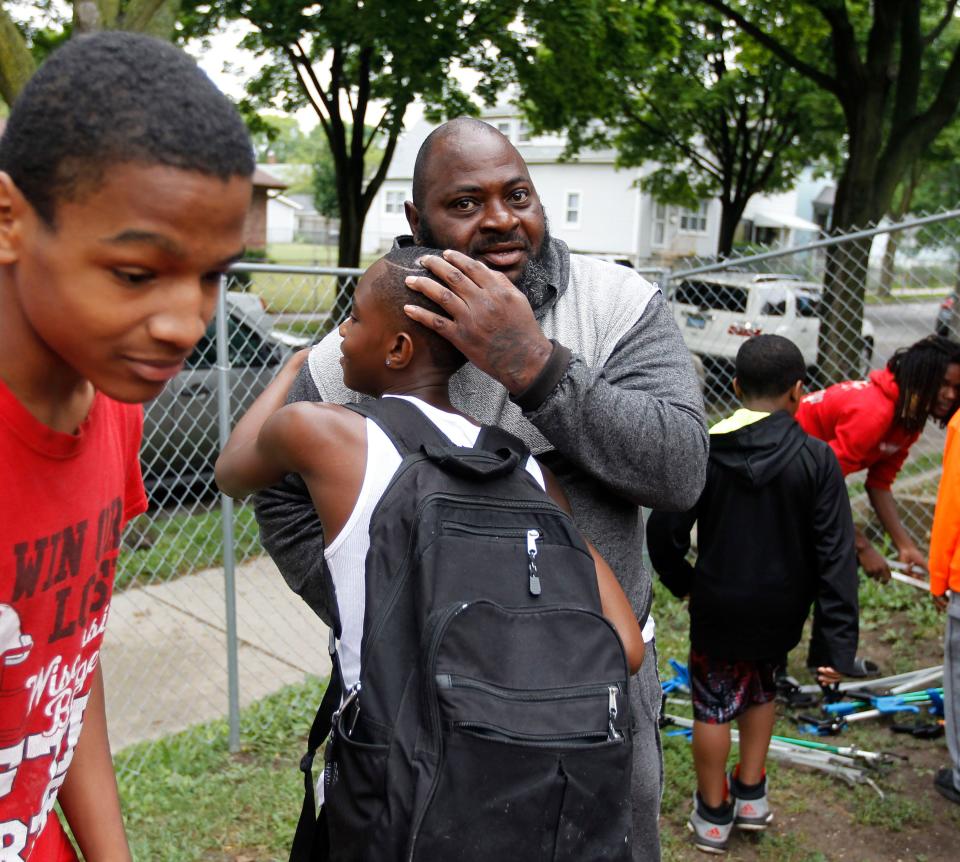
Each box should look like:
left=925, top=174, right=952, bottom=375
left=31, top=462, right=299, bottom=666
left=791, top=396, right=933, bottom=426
left=857, top=544, right=891, bottom=583
left=402, top=250, right=553, bottom=395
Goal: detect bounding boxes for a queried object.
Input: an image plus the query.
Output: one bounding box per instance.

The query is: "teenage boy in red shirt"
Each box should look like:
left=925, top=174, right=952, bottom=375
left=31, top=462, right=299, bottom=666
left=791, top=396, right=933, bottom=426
left=797, top=335, right=960, bottom=583
left=0, top=33, right=253, bottom=860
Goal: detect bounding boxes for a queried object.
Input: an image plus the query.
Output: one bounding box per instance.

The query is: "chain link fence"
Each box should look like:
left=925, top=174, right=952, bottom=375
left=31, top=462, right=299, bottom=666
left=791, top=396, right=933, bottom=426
left=109, top=210, right=960, bottom=775
left=662, top=208, right=960, bottom=578
left=109, top=264, right=359, bottom=774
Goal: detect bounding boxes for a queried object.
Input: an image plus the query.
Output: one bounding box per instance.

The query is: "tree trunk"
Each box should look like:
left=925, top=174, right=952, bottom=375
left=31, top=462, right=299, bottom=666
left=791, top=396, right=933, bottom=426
left=818, top=236, right=871, bottom=384
left=877, top=171, right=918, bottom=298
left=877, top=232, right=899, bottom=298
left=816, top=101, right=888, bottom=383
left=716, top=197, right=748, bottom=258
left=331, top=200, right=363, bottom=322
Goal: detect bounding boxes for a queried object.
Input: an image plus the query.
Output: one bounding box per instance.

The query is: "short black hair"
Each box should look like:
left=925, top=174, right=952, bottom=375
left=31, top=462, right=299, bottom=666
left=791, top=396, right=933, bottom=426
left=736, top=334, right=806, bottom=398
left=888, top=334, right=960, bottom=431
left=370, top=245, right=467, bottom=372
left=412, top=117, right=506, bottom=209
left=0, top=32, right=254, bottom=226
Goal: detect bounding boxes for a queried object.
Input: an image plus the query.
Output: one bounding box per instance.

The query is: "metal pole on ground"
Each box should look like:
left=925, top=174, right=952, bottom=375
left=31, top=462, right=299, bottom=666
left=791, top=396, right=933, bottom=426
left=216, top=278, right=242, bottom=752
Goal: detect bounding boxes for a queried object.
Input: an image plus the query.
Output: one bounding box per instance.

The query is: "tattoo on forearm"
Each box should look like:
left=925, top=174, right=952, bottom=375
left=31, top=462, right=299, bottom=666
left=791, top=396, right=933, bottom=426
left=487, top=331, right=536, bottom=390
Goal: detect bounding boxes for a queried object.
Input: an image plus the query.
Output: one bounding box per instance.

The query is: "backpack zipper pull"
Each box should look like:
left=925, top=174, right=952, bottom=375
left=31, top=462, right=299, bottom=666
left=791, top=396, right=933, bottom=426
left=527, top=529, right=541, bottom=596
left=608, top=685, right=623, bottom=740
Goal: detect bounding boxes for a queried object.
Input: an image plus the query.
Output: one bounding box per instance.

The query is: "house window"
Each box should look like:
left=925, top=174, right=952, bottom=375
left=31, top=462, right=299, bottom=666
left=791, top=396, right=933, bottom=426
left=678, top=201, right=709, bottom=234
left=495, top=121, right=512, bottom=137
left=652, top=202, right=667, bottom=246
left=384, top=190, right=406, bottom=215
left=564, top=192, right=581, bottom=227
left=518, top=120, right=532, bottom=142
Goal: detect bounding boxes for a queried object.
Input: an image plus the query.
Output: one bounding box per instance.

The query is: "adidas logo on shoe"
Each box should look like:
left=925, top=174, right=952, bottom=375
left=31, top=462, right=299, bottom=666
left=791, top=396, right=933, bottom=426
left=689, top=792, right=733, bottom=854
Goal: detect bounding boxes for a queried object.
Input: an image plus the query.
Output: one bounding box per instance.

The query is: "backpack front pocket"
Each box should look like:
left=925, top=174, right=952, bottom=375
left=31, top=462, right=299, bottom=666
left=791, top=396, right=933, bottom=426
left=407, top=601, right=633, bottom=861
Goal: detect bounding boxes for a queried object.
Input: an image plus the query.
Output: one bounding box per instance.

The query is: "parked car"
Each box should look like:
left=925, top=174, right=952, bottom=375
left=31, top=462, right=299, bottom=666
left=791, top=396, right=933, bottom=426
left=669, top=272, right=875, bottom=383
left=935, top=292, right=958, bottom=337
left=141, top=292, right=309, bottom=505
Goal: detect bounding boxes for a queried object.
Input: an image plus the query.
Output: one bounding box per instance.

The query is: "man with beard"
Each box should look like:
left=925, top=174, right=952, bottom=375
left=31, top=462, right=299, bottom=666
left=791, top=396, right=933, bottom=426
left=254, top=118, right=707, bottom=860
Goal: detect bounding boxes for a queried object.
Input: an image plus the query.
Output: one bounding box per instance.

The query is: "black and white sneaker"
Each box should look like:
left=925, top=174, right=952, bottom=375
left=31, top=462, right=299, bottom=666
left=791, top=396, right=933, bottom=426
left=730, top=770, right=774, bottom=831
left=688, top=793, right=734, bottom=854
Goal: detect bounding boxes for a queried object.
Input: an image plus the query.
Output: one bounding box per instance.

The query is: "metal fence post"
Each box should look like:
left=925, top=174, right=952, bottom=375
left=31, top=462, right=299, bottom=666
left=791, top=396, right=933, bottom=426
left=215, top=278, right=242, bottom=752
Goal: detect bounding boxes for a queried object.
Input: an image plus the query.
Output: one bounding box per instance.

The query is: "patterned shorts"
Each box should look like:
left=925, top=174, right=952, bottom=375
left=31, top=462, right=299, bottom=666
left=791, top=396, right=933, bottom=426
left=689, top=649, right=781, bottom=724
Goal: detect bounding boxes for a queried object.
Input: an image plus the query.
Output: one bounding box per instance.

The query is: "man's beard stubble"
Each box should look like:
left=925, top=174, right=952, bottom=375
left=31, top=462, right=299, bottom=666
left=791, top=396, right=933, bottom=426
left=415, top=212, right=553, bottom=304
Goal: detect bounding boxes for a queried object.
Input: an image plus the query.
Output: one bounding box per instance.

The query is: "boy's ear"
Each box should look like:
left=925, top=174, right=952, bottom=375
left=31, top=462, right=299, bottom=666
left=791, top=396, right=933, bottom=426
left=732, top=376, right=744, bottom=400
left=789, top=379, right=804, bottom=403
left=0, top=172, right=26, bottom=265
left=387, top=332, right=415, bottom=369
left=404, top=201, right=421, bottom=243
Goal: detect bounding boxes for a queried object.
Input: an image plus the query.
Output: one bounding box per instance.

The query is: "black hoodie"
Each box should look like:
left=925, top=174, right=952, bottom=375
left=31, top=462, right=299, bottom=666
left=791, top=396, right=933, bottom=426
left=647, top=410, right=858, bottom=672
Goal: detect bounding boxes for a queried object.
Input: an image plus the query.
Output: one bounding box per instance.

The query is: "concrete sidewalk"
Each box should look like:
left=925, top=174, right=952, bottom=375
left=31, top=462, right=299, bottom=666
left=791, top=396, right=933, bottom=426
left=101, top=555, right=330, bottom=751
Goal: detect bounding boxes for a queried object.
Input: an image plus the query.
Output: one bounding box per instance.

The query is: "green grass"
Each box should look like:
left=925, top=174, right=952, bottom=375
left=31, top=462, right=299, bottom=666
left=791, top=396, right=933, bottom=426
left=246, top=270, right=341, bottom=315
left=265, top=241, right=381, bottom=270
left=110, top=504, right=948, bottom=858
left=866, top=290, right=952, bottom=305
left=112, top=577, right=952, bottom=859
left=117, top=677, right=326, bottom=861
left=231, top=242, right=385, bottom=315
left=117, top=505, right=263, bottom=592
left=267, top=241, right=340, bottom=266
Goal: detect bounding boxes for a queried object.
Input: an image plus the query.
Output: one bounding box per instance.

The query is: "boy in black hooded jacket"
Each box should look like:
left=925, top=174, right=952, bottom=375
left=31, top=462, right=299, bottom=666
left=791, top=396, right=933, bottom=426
left=647, top=334, right=858, bottom=855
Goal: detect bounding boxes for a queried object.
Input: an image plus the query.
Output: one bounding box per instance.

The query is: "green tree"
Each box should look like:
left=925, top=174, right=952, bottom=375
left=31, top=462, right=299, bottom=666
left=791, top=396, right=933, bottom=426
left=183, top=0, right=626, bottom=285
left=250, top=114, right=312, bottom=162
left=514, top=5, right=842, bottom=258
left=896, top=120, right=960, bottom=319
left=701, top=0, right=960, bottom=380
left=312, top=147, right=338, bottom=218
left=184, top=0, right=486, bottom=275
left=0, top=0, right=181, bottom=106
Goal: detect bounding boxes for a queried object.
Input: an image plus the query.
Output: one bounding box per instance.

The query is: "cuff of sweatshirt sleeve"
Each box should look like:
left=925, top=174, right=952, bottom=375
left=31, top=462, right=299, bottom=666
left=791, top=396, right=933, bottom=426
left=511, top=340, right=572, bottom=412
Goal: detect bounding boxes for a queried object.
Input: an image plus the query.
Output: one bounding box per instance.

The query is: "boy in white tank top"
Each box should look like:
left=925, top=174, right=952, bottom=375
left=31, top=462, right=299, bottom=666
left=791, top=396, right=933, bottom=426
left=215, top=247, right=644, bottom=681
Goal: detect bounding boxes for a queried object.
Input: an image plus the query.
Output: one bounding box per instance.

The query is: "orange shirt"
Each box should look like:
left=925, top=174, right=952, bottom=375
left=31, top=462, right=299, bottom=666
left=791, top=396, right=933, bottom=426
left=929, top=410, right=960, bottom=596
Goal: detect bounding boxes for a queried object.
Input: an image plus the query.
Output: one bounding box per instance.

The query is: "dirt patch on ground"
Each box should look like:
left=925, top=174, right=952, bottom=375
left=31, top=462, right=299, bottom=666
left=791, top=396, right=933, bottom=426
left=660, top=607, right=956, bottom=861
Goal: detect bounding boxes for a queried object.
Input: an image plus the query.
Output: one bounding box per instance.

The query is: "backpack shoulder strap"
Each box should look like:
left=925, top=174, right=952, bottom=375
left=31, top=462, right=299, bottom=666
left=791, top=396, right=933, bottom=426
left=289, top=646, right=341, bottom=861
left=345, top=398, right=450, bottom=455
left=475, top=424, right=531, bottom=462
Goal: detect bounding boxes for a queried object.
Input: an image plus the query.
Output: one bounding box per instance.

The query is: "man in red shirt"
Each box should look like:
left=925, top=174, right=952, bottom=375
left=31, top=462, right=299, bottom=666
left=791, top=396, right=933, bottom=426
left=797, top=335, right=960, bottom=583
left=0, top=34, right=253, bottom=860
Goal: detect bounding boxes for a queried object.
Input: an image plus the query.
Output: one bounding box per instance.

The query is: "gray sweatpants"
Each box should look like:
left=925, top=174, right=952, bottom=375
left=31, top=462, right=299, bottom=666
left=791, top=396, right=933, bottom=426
left=631, top=639, right=664, bottom=862
left=946, top=595, right=960, bottom=789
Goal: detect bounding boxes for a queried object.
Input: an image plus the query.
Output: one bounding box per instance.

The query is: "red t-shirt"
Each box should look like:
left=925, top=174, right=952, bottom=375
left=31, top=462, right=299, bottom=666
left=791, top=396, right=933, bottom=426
left=0, top=380, right=146, bottom=859
left=795, top=367, right=919, bottom=491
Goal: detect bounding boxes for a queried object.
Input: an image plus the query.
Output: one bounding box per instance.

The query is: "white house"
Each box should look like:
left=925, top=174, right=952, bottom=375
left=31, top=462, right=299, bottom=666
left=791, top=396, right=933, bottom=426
left=739, top=170, right=829, bottom=248
left=361, top=105, right=828, bottom=266
left=265, top=194, right=303, bottom=244
left=361, top=106, right=725, bottom=264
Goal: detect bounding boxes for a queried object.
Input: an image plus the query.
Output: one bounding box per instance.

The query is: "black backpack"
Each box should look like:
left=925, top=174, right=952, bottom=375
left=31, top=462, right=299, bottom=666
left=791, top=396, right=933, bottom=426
left=290, top=398, right=633, bottom=861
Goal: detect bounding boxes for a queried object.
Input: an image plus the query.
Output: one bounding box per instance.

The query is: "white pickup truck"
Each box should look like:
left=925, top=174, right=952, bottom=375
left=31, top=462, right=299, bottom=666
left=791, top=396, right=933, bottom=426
left=670, top=272, right=874, bottom=378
